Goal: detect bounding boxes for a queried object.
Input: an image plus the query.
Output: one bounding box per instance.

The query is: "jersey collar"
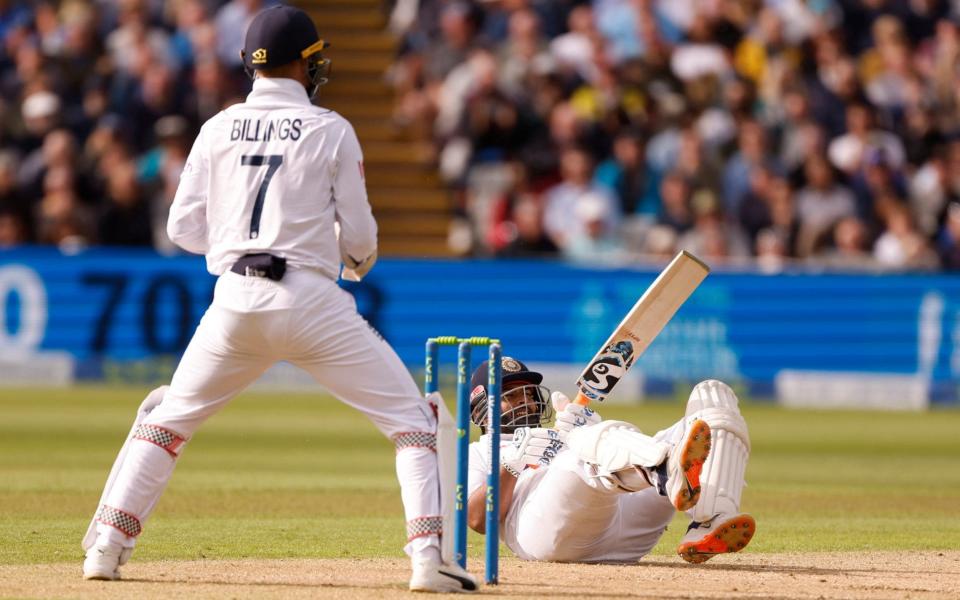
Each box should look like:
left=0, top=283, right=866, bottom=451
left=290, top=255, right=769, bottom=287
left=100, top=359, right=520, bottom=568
left=248, top=77, right=311, bottom=105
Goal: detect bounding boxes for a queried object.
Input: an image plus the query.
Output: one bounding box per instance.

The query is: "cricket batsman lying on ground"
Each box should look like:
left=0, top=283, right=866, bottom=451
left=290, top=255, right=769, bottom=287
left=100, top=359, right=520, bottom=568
left=466, top=357, right=755, bottom=564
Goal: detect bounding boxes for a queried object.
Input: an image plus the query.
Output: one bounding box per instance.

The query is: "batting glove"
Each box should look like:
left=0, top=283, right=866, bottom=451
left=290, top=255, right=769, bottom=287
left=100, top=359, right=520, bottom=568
left=500, top=427, right=565, bottom=477
left=551, top=391, right=601, bottom=440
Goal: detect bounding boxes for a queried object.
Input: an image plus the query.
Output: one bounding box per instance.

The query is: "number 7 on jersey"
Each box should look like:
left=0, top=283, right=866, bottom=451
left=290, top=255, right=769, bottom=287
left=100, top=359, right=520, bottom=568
left=240, top=154, right=283, bottom=239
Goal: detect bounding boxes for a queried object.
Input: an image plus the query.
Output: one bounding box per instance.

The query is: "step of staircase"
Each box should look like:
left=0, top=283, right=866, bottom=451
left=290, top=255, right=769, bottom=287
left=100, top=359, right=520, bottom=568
left=361, top=141, right=433, bottom=165
left=324, top=32, right=396, bottom=52
left=303, top=0, right=382, bottom=7
left=365, top=165, right=441, bottom=187
left=368, top=188, right=450, bottom=211
left=379, top=236, right=454, bottom=257
left=303, top=7, right=385, bottom=30
left=351, top=119, right=410, bottom=143
left=326, top=53, right=393, bottom=75
left=377, top=213, right=450, bottom=236
left=295, top=0, right=451, bottom=257
left=321, top=78, right=393, bottom=99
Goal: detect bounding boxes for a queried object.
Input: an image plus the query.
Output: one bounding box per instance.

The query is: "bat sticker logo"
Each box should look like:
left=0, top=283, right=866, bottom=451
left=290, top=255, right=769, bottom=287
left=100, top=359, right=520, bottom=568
left=577, top=341, right=635, bottom=401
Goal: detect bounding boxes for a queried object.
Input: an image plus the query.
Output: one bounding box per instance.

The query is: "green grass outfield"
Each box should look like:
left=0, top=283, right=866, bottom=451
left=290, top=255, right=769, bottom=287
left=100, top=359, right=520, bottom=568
left=2, top=386, right=959, bottom=566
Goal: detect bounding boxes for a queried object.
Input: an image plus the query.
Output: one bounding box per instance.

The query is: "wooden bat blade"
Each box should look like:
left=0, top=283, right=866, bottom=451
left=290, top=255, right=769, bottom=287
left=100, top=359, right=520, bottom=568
left=575, top=251, right=710, bottom=405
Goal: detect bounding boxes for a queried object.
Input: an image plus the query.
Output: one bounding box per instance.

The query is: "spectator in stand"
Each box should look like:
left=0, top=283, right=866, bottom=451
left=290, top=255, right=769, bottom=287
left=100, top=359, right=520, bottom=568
left=642, top=223, right=679, bottom=259
left=543, top=146, right=620, bottom=251
left=496, top=192, right=558, bottom=257
left=214, top=0, right=273, bottom=73
left=0, top=0, right=247, bottom=254
left=795, top=154, right=857, bottom=257
left=805, top=32, right=860, bottom=139
left=0, top=151, right=24, bottom=208
left=18, top=90, right=62, bottom=155
left=873, top=203, right=939, bottom=269
left=563, top=191, right=626, bottom=263
left=754, top=227, right=789, bottom=273
left=828, top=103, right=905, bottom=175
left=139, top=115, right=191, bottom=253
left=937, top=201, right=960, bottom=269
left=594, top=128, right=659, bottom=217
left=672, top=126, right=721, bottom=197
left=776, top=87, right=828, bottom=179
left=35, top=176, right=94, bottom=248
left=106, top=0, right=175, bottom=75
left=18, top=129, right=84, bottom=206
left=657, top=171, right=693, bottom=233
left=0, top=207, right=29, bottom=247
left=549, top=4, right=601, bottom=84
left=817, top=215, right=876, bottom=269
left=678, top=188, right=749, bottom=264
left=739, top=168, right=791, bottom=252
left=909, top=144, right=950, bottom=239
left=859, top=15, right=920, bottom=114
left=98, top=159, right=151, bottom=246
left=496, top=7, right=549, bottom=102
left=722, top=120, right=773, bottom=217
left=851, top=147, right=909, bottom=224
left=0, top=0, right=31, bottom=42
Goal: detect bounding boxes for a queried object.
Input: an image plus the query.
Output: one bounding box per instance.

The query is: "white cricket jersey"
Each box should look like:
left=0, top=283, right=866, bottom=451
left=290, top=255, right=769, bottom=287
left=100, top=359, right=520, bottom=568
left=467, top=434, right=550, bottom=556
left=167, top=77, right=376, bottom=279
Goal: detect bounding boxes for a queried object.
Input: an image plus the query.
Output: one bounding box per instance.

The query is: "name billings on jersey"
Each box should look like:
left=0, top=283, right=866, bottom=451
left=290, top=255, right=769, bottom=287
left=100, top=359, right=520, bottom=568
left=230, top=118, right=302, bottom=142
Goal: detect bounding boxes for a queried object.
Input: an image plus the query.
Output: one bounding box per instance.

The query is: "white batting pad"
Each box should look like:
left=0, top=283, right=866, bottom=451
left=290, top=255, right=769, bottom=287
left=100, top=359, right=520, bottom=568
left=430, top=392, right=456, bottom=564
left=567, top=420, right=670, bottom=474
left=82, top=386, right=167, bottom=551
left=685, top=380, right=751, bottom=523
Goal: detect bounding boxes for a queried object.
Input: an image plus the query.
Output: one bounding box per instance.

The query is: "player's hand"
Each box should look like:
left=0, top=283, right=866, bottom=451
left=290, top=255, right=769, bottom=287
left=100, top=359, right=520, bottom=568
left=341, top=249, right=377, bottom=282
left=500, top=427, right=565, bottom=476
left=552, top=391, right=601, bottom=439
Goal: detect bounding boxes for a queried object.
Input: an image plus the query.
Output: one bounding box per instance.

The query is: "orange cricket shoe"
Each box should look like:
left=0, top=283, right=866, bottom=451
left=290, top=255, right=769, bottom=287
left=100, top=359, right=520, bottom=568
left=665, top=418, right=712, bottom=511
left=677, top=513, right=756, bottom=564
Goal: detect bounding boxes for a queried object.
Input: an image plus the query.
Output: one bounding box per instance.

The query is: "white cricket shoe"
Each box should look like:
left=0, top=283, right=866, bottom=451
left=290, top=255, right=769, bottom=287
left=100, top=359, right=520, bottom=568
left=677, top=512, right=756, bottom=564
left=409, top=558, right=478, bottom=593
left=664, top=418, right=711, bottom=511
left=82, top=543, right=132, bottom=581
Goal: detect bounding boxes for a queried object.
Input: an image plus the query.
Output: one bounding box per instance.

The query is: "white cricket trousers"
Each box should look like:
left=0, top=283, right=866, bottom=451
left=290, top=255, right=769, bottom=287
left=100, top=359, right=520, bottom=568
left=92, top=269, right=442, bottom=559
left=509, top=419, right=686, bottom=563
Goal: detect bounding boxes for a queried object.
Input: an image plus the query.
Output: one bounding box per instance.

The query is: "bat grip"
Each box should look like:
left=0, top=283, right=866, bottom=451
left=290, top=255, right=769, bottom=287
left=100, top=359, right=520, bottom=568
left=574, top=391, right=591, bottom=406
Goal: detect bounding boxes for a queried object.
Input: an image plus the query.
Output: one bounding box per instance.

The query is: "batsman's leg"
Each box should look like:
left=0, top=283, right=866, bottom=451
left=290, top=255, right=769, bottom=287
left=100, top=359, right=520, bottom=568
left=566, top=417, right=712, bottom=510
left=83, top=308, right=274, bottom=580
left=677, top=380, right=754, bottom=563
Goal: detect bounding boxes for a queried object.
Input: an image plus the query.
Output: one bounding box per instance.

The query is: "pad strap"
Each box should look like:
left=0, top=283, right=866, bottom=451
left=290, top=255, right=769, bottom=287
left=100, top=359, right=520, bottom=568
left=96, top=505, right=142, bottom=537
left=133, top=424, right=186, bottom=457
left=406, top=515, right=443, bottom=541
left=393, top=431, right=437, bottom=453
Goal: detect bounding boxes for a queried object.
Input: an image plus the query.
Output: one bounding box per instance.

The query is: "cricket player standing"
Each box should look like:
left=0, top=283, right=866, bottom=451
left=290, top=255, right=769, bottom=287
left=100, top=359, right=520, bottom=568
left=81, top=6, right=477, bottom=592
left=466, top=358, right=754, bottom=564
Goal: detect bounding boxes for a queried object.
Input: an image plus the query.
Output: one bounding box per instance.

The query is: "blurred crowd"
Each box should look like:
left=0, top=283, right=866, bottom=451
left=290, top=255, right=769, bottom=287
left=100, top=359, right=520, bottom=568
left=0, top=0, right=274, bottom=252
left=389, top=0, right=960, bottom=270
left=5, top=0, right=960, bottom=271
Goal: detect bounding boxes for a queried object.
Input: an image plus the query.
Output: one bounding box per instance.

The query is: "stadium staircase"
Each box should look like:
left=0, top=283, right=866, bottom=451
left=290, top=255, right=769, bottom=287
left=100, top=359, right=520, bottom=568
left=298, top=0, right=454, bottom=256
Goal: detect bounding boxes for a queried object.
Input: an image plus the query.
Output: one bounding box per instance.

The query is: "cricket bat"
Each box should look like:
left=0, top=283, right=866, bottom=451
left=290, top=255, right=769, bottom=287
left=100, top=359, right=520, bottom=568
left=574, top=250, right=710, bottom=406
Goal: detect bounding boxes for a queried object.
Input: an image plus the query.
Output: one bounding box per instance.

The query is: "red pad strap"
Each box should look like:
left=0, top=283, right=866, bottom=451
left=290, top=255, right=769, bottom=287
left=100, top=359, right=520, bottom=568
left=406, top=515, right=443, bottom=541
left=97, top=505, right=142, bottom=537
left=393, top=431, right=436, bottom=453
left=134, top=424, right=186, bottom=457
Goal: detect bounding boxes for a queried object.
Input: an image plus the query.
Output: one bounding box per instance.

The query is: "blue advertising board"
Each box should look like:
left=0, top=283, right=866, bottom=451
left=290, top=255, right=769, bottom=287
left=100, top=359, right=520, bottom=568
left=1, top=248, right=959, bottom=403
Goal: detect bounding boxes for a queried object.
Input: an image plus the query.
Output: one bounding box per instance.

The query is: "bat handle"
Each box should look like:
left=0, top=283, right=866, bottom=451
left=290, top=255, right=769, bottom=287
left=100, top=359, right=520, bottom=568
left=574, top=390, right=591, bottom=406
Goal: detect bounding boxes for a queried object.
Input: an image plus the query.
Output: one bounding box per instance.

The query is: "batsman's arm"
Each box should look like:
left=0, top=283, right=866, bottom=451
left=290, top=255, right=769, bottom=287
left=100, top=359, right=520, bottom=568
left=466, top=467, right=517, bottom=534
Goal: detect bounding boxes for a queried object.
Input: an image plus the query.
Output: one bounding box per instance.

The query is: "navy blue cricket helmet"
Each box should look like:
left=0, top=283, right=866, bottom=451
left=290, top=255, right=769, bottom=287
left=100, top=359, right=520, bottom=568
left=469, top=357, right=552, bottom=433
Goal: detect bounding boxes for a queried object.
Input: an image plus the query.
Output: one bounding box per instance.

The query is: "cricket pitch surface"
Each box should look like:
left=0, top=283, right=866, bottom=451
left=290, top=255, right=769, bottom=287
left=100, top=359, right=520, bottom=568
left=2, top=552, right=957, bottom=599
